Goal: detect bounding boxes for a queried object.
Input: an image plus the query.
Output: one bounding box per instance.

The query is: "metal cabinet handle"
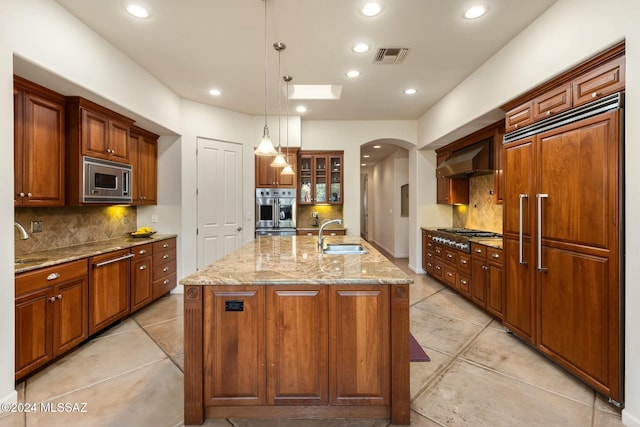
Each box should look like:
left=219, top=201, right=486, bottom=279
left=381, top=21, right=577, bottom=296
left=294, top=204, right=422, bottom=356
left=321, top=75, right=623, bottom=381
left=19, top=192, right=25, bottom=197
left=163, top=266, right=169, bottom=272
left=592, top=92, right=598, bottom=98
left=93, top=253, right=135, bottom=267
left=461, top=259, right=467, bottom=264
left=519, top=194, right=529, bottom=266
left=56, top=294, right=62, bottom=299
left=537, top=194, right=548, bottom=272
left=163, top=254, right=169, bottom=259
left=163, top=243, right=169, bottom=248
left=475, top=249, right=482, bottom=253
left=139, top=249, right=147, bottom=255
left=483, top=266, right=489, bottom=271
left=49, top=296, right=57, bottom=302
left=27, top=192, right=32, bottom=197
left=47, top=272, right=61, bottom=281
left=447, top=272, right=453, bottom=277
left=163, top=279, right=170, bottom=285
left=447, top=254, right=453, bottom=259
left=460, top=279, right=467, bottom=285
left=435, top=266, right=441, bottom=271
left=492, top=253, right=500, bottom=259
left=139, top=265, right=147, bottom=270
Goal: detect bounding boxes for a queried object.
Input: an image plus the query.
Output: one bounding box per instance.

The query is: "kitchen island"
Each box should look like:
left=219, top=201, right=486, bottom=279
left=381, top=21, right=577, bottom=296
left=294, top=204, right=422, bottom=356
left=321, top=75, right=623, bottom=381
left=180, top=235, right=412, bottom=425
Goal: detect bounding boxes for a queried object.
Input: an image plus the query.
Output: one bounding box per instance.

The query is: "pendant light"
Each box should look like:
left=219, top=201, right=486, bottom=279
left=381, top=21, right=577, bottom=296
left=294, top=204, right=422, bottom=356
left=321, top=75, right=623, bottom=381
left=281, top=75, right=295, bottom=176
left=255, top=0, right=277, bottom=156
left=270, top=42, right=288, bottom=167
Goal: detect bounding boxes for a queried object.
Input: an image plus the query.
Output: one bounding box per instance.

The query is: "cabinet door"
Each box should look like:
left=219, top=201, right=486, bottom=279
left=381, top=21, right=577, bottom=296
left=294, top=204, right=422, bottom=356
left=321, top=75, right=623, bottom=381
left=255, top=155, right=277, bottom=187
left=81, top=108, right=110, bottom=160
left=314, top=156, right=328, bottom=203
left=88, top=249, right=131, bottom=334
left=131, top=254, right=153, bottom=312
left=53, top=276, right=88, bottom=355
left=14, top=86, right=23, bottom=206
left=328, top=154, right=342, bottom=203
left=532, top=83, right=572, bottom=121
left=109, top=118, right=130, bottom=163
left=138, top=135, right=157, bottom=204
left=471, top=257, right=487, bottom=307
left=505, top=100, right=534, bottom=133
left=203, top=287, right=265, bottom=405
left=330, top=286, right=389, bottom=405
left=486, top=262, right=503, bottom=318
left=15, top=287, right=52, bottom=377
left=277, top=151, right=298, bottom=188
left=266, top=286, right=328, bottom=405
left=573, top=56, right=625, bottom=107
left=299, top=155, right=313, bottom=204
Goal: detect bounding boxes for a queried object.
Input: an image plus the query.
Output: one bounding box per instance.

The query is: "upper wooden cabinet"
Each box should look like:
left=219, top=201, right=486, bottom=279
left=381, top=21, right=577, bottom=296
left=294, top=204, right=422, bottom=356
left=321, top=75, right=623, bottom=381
left=66, top=97, right=134, bottom=164
left=532, top=83, right=572, bottom=122
left=573, top=55, right=625, bottom=107
left=436, top=151, right=469, bottom=205
left=299, top=151, right=343, bottom=205
left=505, top=100, right=534, bottom=133
left=255, top=148, right=298, bottom=188
left=130, top=126, right=158, bottom=205
left=14, top=76, right=66, bottom=207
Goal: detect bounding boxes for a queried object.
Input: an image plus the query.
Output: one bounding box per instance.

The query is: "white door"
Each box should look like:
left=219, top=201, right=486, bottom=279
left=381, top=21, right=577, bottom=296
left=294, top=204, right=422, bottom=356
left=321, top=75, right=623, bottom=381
left=361, top=174, right=369, bottom=240
left=196, top=138, right=243, bottom=269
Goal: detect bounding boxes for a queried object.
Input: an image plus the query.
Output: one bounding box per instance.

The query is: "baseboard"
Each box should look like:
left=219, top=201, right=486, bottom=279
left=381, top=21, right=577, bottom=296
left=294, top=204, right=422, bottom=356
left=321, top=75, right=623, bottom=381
left=623, top=409, right=640, bottom=427
left=408, top=262, right=425, bottom=274
left=1, top=389, right=17, bottom=406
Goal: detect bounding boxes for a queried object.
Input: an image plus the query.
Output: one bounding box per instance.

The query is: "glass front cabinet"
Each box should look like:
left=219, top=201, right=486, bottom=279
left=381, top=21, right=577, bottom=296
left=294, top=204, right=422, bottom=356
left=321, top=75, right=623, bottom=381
left=299, top=151, right=343, bottom=205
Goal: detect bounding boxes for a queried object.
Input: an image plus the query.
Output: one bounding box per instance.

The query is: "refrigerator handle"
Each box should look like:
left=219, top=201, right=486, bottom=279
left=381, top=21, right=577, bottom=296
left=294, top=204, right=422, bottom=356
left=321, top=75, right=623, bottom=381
left=537, top=193, right=548, bottom=272
left=518, top=194, right=528, bottom=266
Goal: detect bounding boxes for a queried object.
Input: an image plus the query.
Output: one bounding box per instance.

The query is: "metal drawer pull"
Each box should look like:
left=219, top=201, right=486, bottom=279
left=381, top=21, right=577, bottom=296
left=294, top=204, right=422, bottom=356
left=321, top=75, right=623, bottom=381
left=163, top=254, right=169, bottom=259
left=139, top=265, right=147, bottom=270
left=47, top=272, right=61, bottom=281
left=93, top=253, right=135, bottom=267
left=447, top=272, right=453, bottom=277
left=49, top=296, right=57, bottom=302
left=163, top=279, right=170, bottom=285
left=461, top=259, right=467, bottom=264
left=163, top=266, right=169, bottom=272
left=163, top=243, right=169, bottom=248
left=139, top=249, right=147, bottom=255
left=492, top=253, right=500, bottom=259
left=519, top=193, right=529, bottom=266
left=475, top=249, right=482, bottom=253
left=537, top=193, right=548, bottom=272
left=447, top=254, right=453, bottom=259
left=460, top=279, right=467, bottom=285
left=56, top=294, right=62, bottom=299
left=483, top=266, right=489, bottom=271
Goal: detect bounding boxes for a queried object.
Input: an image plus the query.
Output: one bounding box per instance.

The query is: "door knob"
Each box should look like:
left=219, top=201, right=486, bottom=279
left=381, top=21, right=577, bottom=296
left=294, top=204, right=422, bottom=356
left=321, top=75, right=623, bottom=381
left=237, top=227, right=242, bottom=232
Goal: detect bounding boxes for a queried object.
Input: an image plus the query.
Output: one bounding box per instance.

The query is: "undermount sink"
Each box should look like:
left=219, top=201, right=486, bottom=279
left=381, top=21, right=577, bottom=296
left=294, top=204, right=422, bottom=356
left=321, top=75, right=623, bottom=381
left=14, top=257, right=48, bottom=265
left=322, top=243, right=368, bottom=255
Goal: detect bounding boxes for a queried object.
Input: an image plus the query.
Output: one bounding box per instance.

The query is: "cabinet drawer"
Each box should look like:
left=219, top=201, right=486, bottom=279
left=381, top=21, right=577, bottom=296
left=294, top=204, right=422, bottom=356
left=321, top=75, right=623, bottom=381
left=153, top=238, right=176, bottom=252
left=152, top=273, right=176, bottom=299
left=132, top=243, right=153, bottom=258
left=505, top=100, right=534, bottom=133
left=573, top=56, right=625, bottom=107
left=153, top=248, right=176, bottom=265
left=443, top=249, right=457, bottom=265
left=457, top=253, right=471, bottom=274
left=16, top=259, right=87, bottom=295
left=425, top=261, right=434, bottom=275
left=443, top=267, right=457, bottom=287
left=433, top=245, right=443, bottom=259
left=471, top=243, right=486, bottom=257
left=533, top=84, right=572, bottom=121
left=433, top=262, right=443, bottom=280
left=153, top=259, right=176, bottom=280
left=487, top=247, right=503, bottom=265
left=457, top=275, right=471, bottom=295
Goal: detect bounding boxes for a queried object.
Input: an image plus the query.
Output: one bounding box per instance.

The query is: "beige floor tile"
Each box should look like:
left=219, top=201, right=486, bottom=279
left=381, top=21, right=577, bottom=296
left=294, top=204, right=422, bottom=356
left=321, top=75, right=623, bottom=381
left=412, top=359, right=593, bottom=427
left=144, top=316, right=184, bottom=359
left=25, top=328, right=167, bottom=403
left=413, top=289, right=492, bottom=326
left=460, top=326, right=594, bottom=405
left=0, top=412, right=24, bottom=427
left=133, top=293, right=184, bottom=327
left=410, top=308, right=484, bottom=356
left=171, top=352, right=185, bottom=372
left=25, top=358, right=183, bottom=427
left=594, top=410, right=626, bottom=427
left=93, top=317, right=140, bottom=339
left=404, top=410, right=442, bottom=426
left=409, top=277, right=445, bottom=306
left=228, top=419, right=390, bottom=427
left=595, top=394, right=623, bottom=415
left=410, top=349, right=452, bottom=401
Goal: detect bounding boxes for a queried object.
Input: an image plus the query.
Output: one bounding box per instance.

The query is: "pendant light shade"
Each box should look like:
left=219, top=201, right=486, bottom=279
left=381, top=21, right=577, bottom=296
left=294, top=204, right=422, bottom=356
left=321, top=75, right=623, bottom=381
left=255, top=0, right=277, bottom=156
left=281, top=75, right=295, bottom=176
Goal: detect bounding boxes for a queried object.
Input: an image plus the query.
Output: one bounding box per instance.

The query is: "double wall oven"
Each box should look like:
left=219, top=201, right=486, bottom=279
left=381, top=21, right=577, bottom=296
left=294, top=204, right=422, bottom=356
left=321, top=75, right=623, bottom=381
left=255, top=188, right=296, bottom=236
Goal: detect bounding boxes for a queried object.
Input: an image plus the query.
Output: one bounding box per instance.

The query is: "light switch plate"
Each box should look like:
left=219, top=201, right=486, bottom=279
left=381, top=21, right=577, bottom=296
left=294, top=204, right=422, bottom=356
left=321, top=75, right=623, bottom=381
left=31, top=220, right=43, bottom=233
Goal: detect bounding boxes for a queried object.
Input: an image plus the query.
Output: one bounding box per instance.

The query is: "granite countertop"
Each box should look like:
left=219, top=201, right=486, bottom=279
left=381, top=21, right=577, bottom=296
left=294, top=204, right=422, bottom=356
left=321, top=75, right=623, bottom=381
left=469, top=237, right=503, bottom=250
left=296, top=227, right=347, bottom=232
left=180, top=235, right=413, bottom=286
left=14, top=234, right=177, bottom=274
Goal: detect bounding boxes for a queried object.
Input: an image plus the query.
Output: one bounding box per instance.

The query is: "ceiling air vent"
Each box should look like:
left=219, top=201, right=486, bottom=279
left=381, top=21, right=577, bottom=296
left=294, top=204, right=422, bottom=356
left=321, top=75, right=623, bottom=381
left=373, top=47, right=410, bottom=64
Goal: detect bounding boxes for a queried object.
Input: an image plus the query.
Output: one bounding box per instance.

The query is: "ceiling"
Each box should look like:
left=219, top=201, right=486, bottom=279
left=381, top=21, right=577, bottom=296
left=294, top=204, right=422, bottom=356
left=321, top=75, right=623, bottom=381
left=53, top=0, right=557, bottom=123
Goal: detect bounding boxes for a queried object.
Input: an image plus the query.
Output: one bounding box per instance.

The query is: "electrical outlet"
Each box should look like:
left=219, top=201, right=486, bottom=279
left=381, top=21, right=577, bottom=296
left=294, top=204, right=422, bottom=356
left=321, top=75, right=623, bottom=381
left=312, top=211, right=319, bottom=218
left=31, top=220, right=43, bottom=233
left=151, top=213, right=159, bottom=223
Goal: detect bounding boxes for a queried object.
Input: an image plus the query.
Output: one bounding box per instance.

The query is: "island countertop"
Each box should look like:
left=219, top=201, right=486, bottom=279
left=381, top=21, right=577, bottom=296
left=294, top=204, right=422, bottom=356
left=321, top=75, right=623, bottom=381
left=179, top=235, right=413, bottom=286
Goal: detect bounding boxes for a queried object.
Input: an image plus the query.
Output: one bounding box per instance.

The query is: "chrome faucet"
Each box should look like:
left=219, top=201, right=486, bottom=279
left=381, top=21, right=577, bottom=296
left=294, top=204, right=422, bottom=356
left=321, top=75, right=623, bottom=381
left=14, top=221, right=29, bottom=240
left=318, top=219, right=342, bottom=249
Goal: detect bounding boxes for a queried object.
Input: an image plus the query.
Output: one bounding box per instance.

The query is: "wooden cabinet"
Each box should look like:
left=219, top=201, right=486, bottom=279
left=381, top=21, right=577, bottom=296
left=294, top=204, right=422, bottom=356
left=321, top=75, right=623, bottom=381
left=532, top=83, right=572, bottom=122
left=15, top=260, right=88, bottom=380
left=471, top=243, right=503, bottom=319
left=152, top=238, right=177, bottom=299
left=505, top=100, right=534, bottom=133
left=130, top=126, right=158, bottom=205
left=299, top=151, right=343, bottom=205
left=130, top=243, right=153, bottom=312
left=14, top=77, right=66, bottom=207
left=503, top=109, right=622, bottom=402
left=573, top=55, right=625, bottom=107
left=255, top=148, right=298, bottom=188
left=435, top=152, right=469, bottom=205
left=88, top=249, right=132, bottom=335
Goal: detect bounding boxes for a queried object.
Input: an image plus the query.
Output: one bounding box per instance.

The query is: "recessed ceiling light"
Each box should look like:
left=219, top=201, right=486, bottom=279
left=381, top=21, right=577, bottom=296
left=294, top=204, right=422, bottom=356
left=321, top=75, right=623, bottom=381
left=296, top=105, right=307, bottom=113
left=464, top=4, right=487, bottom=19
left=209, top=89, right=222, bottom=96
left=352, top=43, right=370, bottom=53
left=373, top=145, right=382, bottom=149
left=126, top=4, right=149, bottom=18
left=346, top=70, right=360, bottom=78
left=404, top=88, right=417, bottom=95
left=363, top=154, right=370, bottom=158
left=361, top=2, right=382, bottom=17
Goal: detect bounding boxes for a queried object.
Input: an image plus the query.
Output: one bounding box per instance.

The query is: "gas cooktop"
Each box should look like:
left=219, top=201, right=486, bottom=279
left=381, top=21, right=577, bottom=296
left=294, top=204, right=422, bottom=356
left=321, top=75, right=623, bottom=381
left=436, top=228, right=502, bottom=238
left=430, top=228, right=502, bottom=252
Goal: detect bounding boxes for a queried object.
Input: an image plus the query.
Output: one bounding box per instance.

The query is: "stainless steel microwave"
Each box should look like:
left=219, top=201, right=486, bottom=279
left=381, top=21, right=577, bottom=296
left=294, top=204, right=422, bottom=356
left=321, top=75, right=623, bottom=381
left=83, top=156, right=132, bottom=203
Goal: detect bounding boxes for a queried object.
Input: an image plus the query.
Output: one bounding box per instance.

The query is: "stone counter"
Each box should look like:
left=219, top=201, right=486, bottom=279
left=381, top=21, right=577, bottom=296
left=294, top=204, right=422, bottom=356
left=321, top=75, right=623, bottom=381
left=179, top=235, right=412, bottom=286
left=15, top=234, right=177, bottom=274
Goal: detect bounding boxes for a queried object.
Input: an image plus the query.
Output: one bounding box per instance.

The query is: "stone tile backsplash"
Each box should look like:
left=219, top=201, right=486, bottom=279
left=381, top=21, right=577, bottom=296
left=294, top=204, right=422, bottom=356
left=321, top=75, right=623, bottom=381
left=297, top=205, right=344, bottom=229
left=14, top=206, right=137, bottom=255
left=452, top=174, right=503, bottom=233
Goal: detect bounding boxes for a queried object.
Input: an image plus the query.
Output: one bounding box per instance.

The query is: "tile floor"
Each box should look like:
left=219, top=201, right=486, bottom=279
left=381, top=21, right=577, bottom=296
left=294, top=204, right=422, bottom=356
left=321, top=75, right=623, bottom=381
left=0, top=256, right=625, bottom=427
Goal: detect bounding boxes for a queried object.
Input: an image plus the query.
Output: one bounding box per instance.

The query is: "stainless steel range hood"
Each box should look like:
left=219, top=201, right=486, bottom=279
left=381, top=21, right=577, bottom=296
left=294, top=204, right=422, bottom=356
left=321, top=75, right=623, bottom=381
left=436, top=140, right=493, bottom=178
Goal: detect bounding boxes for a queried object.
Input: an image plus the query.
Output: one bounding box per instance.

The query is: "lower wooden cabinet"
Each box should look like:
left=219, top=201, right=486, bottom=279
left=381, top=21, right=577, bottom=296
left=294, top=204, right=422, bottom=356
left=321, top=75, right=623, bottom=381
left=131, top=243, right=153, bottom=312
left=88, top=249, right=132, bottom=335
left=15, top=260, right=88, bottom=380
left=152, top=238, right=177, bottom=298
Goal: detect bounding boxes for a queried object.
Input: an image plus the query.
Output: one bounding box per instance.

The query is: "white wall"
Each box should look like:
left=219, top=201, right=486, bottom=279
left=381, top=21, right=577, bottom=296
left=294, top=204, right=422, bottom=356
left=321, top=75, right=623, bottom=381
left=301, top=120, right=417, bottom=236
left=416, top=0, right=640, bottom=423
